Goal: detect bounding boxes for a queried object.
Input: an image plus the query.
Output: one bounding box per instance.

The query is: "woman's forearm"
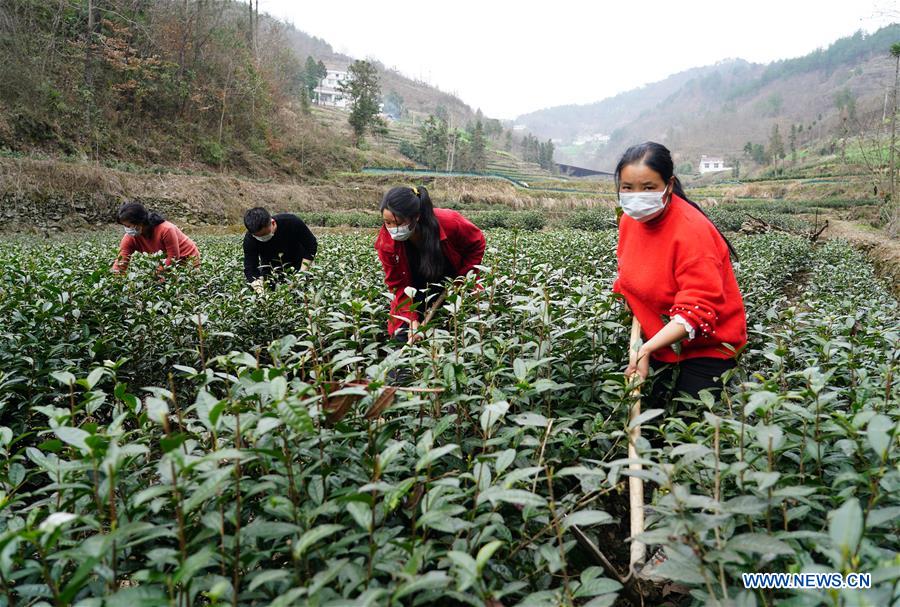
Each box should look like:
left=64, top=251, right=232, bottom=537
left=638, top=320, right=689, bottom=358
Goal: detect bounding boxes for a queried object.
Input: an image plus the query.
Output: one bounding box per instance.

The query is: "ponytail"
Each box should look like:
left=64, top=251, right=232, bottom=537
left=670, top=177, right=738, bottom=260
left=147, top=211, right=165, bottom=227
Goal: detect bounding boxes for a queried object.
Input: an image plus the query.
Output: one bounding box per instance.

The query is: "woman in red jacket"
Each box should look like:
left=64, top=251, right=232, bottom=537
left=613, top=142, right=747, bottom=409
left=376, top=185, right=485, bottom=344
left=112, top=202, right=200, bottom=274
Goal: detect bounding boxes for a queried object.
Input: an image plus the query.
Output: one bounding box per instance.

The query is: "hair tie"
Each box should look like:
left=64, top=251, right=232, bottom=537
left=411, top=186, right=419, bottom=197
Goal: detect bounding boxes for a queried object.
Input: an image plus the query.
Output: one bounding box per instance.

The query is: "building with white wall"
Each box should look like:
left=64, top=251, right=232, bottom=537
left=699, top=155, right=730, bottom=174
left=315, top=69, right=349, bottom=109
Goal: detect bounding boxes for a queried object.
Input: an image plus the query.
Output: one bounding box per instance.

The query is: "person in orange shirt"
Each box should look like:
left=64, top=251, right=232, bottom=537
left=111, top=202, right=200, bottom=274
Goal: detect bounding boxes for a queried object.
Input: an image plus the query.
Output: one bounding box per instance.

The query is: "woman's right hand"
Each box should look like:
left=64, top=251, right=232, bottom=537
left=407, top=319, right=422, bottom=344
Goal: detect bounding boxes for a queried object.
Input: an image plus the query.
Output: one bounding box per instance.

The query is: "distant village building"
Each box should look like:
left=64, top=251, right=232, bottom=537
left=512, top=124, right=527, bottom=131
left=315, top=68, right=350, bottom=109
left=699, top=155, right=730, bottom=174
left=573, top=133, right=611, bottom=146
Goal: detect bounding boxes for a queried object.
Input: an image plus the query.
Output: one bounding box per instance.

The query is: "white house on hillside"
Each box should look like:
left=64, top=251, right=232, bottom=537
left=699, top=155, right=730, bottom=174
left=573, top=133, right=610, bottom=146
left=315, top=68, right=350, bottom=109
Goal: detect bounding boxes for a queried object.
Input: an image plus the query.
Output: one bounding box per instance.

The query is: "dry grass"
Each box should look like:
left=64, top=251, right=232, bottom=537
left=701, top=176, right=876, bottom=203
left=0, top=157, right=610, bottom=229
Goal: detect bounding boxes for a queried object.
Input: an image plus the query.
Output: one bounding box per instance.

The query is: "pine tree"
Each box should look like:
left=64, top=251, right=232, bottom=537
left=769, top=124, right=785, bottom=173
left=340, top=60, right=381, bottom=147
left=417, top=115, right=448, bottom=169
left=470, top=119, right=486, bottom=171
left=789, top=124, right=798, bottom=164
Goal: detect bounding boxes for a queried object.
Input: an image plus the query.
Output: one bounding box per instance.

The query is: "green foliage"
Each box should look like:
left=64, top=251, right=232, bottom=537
left=468, top=119, right=487, bottom=172
left=303, top=56, right=327, bottom=101
left=520, top=134, right=556, bottom=171
left=302, top=211, right=383, bottom=228
left=769, top=124, right=785, bottom=166
left=727, top=24, right=900, bottom=99
left=0, top=2, right=335, bottom=171
left=564, top=208, right=617, bottom=231
left=744, top=141, right=767, bottom=164
left=382, top=90, right=405, bottom=120
left=834, top=87, right=858, bottom=123
left=341, top=60, right=382, bottom=146
left=404, top=115, right=448, bottom=169
left=198, top=138, right=226, bottom=166
left=469, top=210, right=546, bottom=231
left=0, top=224, right=896, bottom=605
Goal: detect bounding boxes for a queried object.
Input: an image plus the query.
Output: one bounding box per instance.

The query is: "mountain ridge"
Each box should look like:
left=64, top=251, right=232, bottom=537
left=514, top=24, right=900, bottom=171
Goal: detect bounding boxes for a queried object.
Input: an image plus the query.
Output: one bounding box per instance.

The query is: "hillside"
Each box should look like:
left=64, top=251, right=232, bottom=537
left=516, top=24, right=900, bottom=172
left=276, top=21, right=477, bottom=126
left=0, top=0, right=482, bottom=178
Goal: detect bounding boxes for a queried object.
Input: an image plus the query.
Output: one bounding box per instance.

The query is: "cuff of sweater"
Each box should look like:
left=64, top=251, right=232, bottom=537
left=669, top=304, right=718, bottom=338
left=673, top=314, right=696, bottom=340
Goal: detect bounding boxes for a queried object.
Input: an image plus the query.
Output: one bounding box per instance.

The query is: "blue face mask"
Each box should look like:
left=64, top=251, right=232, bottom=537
left=388, top=223, right=414, bottom=241
left=124, top=227, right=140, bottom=237
left=387, top=220, right=416, bottom=241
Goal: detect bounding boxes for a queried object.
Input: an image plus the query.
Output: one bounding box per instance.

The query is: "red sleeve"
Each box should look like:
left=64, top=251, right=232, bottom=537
left=159, top=226, right=180, bottom=267
left=668, top=256, right=725, bottom=339
left=452, top=215, right=486, bottom=276
left=377, top=246, right=415, bottom=333
left=112, top=236, right=137, bottom=273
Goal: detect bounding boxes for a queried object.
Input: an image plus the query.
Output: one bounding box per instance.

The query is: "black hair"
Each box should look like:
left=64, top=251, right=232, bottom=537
left=243, top=207, right=271, bottom=233
left=614, top=141, right=737, bottom=259
left=380, top=185, right=444, bottom=282
left=117, top=201, right=165, bottom=230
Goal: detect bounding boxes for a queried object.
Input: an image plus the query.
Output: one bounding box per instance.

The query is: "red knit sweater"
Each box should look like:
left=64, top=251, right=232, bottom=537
left=112, top=221, right=200, bottom=273
left=613, top=195, right=747, bottom=363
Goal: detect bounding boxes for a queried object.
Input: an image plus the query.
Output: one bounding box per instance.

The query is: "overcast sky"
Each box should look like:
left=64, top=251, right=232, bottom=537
left=260, top=0, right=897, bottom=120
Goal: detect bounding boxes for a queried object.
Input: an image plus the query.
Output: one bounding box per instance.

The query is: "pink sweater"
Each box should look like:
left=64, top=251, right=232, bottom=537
left=112, top=221, right=200, bottom=272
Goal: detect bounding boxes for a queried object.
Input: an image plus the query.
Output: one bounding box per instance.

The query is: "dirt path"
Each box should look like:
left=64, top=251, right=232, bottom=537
left=822, top=218, right=900, bottom=295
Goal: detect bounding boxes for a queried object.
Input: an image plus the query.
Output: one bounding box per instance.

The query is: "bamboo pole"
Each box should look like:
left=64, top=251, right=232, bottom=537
left=627, top=315, right=646, bottom=571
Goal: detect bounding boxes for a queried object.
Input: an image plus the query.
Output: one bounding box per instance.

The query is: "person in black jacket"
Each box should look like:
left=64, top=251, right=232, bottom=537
left=243, top=207, right=317, bottom=291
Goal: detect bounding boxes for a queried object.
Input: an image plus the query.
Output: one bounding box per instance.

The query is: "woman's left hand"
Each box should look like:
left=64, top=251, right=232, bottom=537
left=626, top=346, right=651, bottom=380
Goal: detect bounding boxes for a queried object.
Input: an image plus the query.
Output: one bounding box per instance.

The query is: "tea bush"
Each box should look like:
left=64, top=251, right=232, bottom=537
left=0, top=230, right=896, bottom=606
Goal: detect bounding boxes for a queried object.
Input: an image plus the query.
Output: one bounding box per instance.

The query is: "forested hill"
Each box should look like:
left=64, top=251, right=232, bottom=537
left=0, top=1, right=476, bottom=176
left=515, top=24, right=900, bottom=171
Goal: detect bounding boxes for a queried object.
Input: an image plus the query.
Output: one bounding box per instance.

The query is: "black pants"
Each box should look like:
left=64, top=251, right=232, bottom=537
left=646, top=356, right=737, bottom=415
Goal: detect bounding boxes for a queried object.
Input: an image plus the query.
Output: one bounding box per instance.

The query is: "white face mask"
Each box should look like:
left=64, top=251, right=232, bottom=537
left=619, top=187, right=670, bottom=222
left=124, top=227, right=140, bottom=237
left=388, top=220, right=415, bottom=241
left=252, top=220, right=276, bottom=242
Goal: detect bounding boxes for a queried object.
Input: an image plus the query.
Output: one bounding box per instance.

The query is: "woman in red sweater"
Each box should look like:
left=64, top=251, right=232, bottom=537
left=376, top=185, right=485, bottom=344
left=112, top=202, right=200, bottom=274
left=613, top=142, right=747, bottom=408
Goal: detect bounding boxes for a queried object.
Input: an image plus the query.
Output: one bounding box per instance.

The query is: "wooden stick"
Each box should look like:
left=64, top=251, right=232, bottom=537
left=627, top=315, right=646, bottom=572
left=421, top=288, right=449, bottom=326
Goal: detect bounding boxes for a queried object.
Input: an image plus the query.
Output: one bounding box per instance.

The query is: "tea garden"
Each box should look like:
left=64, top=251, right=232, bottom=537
left=0, top=217, right=897, bottom=606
